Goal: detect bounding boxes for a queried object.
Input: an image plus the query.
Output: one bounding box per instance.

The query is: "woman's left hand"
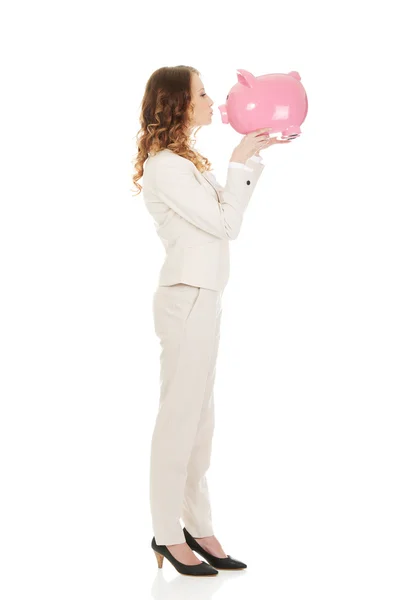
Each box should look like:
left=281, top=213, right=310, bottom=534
left=254, top=135, right=294, bottom=156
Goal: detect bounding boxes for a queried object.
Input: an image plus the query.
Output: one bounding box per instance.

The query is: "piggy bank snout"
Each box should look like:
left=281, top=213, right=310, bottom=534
left=218, top=104, right=229, bottom=124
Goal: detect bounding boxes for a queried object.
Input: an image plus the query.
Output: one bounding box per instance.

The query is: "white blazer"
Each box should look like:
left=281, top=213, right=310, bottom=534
left=142, top=148, right=265, bottom=291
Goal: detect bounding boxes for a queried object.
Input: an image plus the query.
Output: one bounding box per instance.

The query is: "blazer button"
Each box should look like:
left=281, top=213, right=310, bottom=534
left=246, top=180, right=251, bottom=185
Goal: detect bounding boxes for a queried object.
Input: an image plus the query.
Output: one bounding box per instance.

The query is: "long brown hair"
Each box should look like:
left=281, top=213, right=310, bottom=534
left=131, top=65, right=212, bottom=197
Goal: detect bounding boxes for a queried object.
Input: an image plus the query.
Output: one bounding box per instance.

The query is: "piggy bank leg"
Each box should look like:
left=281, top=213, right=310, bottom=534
left=281, top=125, right=301, bottom=140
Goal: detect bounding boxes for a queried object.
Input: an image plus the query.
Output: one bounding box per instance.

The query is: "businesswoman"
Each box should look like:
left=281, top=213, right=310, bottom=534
left=132, top=65, right=291, bottom=577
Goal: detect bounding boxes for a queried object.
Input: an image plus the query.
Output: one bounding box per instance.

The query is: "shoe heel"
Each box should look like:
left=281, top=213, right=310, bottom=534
left=154, top=550, right=164, bottom=568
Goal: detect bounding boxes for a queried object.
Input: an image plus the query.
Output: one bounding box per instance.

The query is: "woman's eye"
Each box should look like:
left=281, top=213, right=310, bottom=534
left=201, top=93, right=206, bottom=97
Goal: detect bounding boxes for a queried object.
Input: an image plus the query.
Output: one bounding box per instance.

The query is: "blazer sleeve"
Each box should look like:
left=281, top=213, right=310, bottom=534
left=152, top=155, right=265, bottom=241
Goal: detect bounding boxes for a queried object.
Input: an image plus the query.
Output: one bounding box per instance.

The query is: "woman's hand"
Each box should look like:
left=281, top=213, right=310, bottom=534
left=254, top=136, right=293, bottom=156
left=230, top=127, right=273, bottom=163
left=231, top=128, right=294, bottom=162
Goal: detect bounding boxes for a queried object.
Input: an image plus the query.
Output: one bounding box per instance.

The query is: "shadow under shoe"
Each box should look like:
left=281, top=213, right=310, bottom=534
left=151, top=536, right=219, bottom=577
left=183, top=527, right=247, bottom=570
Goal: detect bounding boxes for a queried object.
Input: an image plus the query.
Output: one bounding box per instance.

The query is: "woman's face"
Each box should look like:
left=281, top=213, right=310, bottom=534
left=189, top=73, right=214, bottom=128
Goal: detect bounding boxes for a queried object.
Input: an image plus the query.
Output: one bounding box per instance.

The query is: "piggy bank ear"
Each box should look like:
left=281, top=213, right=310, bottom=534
left=288, top=71, right=301, bottom=80
left=236, top=69, right=257, bottom=88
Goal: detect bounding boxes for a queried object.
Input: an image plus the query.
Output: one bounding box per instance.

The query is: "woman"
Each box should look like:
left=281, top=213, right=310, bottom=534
left=132, top=65, right=291, bottom=577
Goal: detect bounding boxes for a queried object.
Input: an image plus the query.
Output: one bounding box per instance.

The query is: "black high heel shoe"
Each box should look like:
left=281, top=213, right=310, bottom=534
left=183, top=527, right=247, bottom=570
left=151, top=536, right=219, bottom=577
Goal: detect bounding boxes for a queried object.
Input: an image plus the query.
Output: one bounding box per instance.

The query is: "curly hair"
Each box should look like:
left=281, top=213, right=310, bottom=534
left=131, top=65, right=213, bottom=197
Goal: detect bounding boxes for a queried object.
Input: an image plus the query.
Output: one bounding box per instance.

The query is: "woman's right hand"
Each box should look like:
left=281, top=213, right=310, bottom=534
left=230, top=127, right=273, bottom=163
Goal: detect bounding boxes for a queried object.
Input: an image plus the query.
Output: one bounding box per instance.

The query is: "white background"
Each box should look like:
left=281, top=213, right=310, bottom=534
left=1, top=1, right=399, bottom=598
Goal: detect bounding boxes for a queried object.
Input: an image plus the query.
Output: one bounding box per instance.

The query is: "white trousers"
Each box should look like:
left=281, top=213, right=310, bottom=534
left=150, top=283, right=223, bottom=545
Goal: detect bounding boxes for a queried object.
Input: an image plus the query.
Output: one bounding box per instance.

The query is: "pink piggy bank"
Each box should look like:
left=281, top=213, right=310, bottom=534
left=218, top=69, right=308, bottom=140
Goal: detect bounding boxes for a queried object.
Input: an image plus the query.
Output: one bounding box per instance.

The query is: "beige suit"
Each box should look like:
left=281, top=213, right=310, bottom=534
left=142, top=149, right=265, bottom=544
left=142, top=149, right=265, bottom=292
